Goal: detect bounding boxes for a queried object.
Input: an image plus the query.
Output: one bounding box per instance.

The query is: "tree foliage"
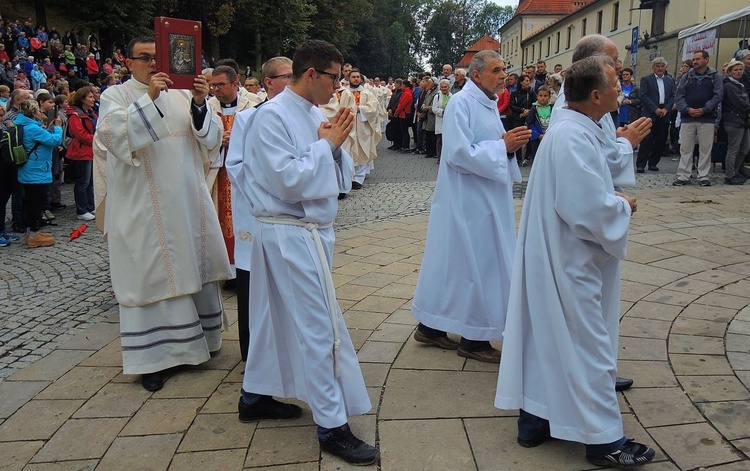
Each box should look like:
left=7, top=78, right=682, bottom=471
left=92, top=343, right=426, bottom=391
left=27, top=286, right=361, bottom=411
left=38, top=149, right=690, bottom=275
left=34, top=0, right=514, bottom=77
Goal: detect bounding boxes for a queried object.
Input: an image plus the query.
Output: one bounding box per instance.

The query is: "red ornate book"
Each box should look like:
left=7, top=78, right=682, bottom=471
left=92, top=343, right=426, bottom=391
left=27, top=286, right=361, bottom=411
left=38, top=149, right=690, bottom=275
left=154, top=17, right=202, bottom=89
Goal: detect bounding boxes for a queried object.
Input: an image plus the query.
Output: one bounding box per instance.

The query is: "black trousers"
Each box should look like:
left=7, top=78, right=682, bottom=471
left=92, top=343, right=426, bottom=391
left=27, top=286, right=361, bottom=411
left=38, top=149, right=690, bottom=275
left=424, top=130, right=436, bottom=156
left=236, top=268, right=250, bottom=362
left=636, top=114, right=669, bottom=169
left=23, top=183, right=49, bottom=232
left=399, top=117, right=412, bottom=150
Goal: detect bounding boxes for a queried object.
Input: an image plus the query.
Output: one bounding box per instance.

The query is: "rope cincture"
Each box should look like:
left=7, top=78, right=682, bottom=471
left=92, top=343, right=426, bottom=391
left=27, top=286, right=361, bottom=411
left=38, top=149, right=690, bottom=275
left=256, top=217, right=342, bottom=378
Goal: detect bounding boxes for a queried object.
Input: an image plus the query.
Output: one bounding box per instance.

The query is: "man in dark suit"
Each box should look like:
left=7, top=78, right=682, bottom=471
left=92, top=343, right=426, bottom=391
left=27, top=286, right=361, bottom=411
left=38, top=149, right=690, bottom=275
left=636, top=57, right=675, bottom=173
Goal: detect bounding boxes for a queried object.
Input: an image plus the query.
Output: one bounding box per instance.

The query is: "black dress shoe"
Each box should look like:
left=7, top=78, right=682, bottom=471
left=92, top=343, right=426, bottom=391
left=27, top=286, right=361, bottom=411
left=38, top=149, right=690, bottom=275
left=50, top=203, right=67, bottom=210
left=238, top=396, right=302, bottom=422
left=223, top=278, right=237, bottom=290
left=142, top=372, right=164, bottom=392
left=636, top=167, right=645, bottom=174
left=338, top=193, right=347, bottom=200
left=319, top=423, right=379, bottom=465
left=648, top=165, right=659, bottom=171
left=351, top=181, right=363, bottom=190
left=615, top=376, right=633, bottom=391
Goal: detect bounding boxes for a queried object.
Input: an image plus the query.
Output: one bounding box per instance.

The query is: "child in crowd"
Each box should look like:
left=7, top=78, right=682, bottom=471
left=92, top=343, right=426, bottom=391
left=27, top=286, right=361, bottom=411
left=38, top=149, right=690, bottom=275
left=524, top=85, right=552, bottom=167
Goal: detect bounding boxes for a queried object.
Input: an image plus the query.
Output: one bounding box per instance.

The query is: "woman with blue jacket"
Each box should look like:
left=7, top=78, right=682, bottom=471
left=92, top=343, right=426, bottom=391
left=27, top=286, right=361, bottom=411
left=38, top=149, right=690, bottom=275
left=14, top=100, right=63, bottom=247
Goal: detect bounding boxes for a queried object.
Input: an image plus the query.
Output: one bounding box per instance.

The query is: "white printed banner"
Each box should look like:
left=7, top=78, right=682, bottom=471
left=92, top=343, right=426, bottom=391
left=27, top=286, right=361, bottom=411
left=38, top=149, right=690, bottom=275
left=682, top=28, right=717, bottom=60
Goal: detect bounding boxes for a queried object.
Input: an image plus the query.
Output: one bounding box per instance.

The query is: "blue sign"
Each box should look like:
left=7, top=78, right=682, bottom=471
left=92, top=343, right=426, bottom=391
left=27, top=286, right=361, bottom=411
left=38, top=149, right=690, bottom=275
left=631, top=26, right=639, bottom=66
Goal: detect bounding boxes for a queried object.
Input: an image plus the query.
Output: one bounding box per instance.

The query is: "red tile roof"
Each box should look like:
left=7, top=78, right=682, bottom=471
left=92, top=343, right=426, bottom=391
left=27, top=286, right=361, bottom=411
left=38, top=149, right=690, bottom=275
left=515, top=0, right=596, bottom=16
left=456, top=35, right=502, bottom=67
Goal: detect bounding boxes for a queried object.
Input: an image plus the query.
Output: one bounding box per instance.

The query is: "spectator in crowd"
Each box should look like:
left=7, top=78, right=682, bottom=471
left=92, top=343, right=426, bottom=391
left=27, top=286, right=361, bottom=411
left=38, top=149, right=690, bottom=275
left=554, top=63, right=563, bottom=74
left=497, top=73, right=511, bottom=128
left=535, top=60, right=548, bottom=90
left=546, top=73, right=562, bottom=104
left=86, top=53, right=99, bottom=84
left=506, top=73, right=518, bottom=93
left=42, top=57, right=56, bottom=77
left=14, top=100, right=63, bottom=247
left=432, top=78, right=451, bottom=164
left=395, top=78, right=413, bottom=153
left=0, top=44, right=8, bottom=62
left=66, top=85, right=97, bottom=220
left=15, top=71, right=30, bottom=90
left=668, top=59, right=694, bottom=155
left=721, top=59, right=750, bottom=185
left=737, top=49, right=750, bottom=91
left=422, top=77, right=438, bottom=158
left=673, top=50, right=723, bottom=186
left=509, top=74, right=536, bottom=161
left=101, top=58, right=114, bottom=76
left=636, top=57, right=674, bottom=173
left=442, top=63, right=454, bottom=86
left=0, top=106, right=21, bottom=246
left=63, top=44, right=75, bottom=70
left=525, top=64, right=543, bottom=91
left=450, top=68, right=466, bottom=94
left=31, top=64, right=45, bottom=92
left=617, top=67, right=639, bottom=126
left=386, top=78, right=404, bottom=150
left=1, top=60, right=16, bottom=87
left=0, top=84, right=9, bottom=108
left=524, top=85, right=552, bottom=166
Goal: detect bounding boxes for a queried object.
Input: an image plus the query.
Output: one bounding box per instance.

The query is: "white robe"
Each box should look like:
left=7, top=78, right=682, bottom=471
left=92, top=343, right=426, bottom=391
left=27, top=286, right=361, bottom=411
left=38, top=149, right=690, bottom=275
left=239, top=88, right=370, bottom=428
left=94, top=77, right=231, bottom=307
left=411, top=79, right=521, bottom=340
left=554, top=85, right=635, bottom=188
left=495, top=107, right=632, bottom=445
left=94, top=78, right=232, bottom=374
left=225, top=106, right=257, bottom=272
left=343, top=86, right=382, bottom=166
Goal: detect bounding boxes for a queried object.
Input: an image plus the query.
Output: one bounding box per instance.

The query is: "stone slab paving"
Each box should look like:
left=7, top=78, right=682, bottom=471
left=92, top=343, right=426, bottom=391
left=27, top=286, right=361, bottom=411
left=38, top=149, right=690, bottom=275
left=3, top=142, right=750, bottom=469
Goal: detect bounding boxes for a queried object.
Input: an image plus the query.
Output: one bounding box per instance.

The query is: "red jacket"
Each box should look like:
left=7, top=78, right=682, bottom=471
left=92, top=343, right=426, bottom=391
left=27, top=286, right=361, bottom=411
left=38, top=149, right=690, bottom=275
left=496, top=88, right=510, bottom=115
left=395, top=87, right=413, bottom=118
left=86, top=58, right=99, bottom=75
left=65, top=107, right=96, bottom=161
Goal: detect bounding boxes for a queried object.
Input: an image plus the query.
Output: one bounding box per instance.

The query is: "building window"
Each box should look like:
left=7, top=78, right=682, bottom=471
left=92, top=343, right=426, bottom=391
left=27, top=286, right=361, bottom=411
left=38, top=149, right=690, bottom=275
left=556, top=32, right=560, bottom=53
left=538, top=41, right=542, bottom=60
left=596, top=11, right=603, bottom=34
left=566, top=26, right=572, bottom=49
left=531, top=45, right=534, bottom=61
left=582, top=18, right=587, bottom=36
left=546, top=37, right=551, bottom=56
left=612, top=2, right=619, bottom=31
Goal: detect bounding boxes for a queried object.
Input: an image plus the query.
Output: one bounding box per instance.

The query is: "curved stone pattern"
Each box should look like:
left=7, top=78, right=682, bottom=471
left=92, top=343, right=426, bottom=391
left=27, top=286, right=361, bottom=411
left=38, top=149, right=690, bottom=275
left=1, top=144, right=748, bottom=469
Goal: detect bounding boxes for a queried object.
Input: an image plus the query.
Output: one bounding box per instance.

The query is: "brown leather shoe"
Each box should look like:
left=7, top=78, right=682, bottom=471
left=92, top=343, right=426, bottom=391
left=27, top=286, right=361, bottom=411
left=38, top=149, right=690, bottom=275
left=413, top=330, right=459, bottom=350
left=457, top=346, right=501, bottom=363
left=26, top=233, right=55, bottom=248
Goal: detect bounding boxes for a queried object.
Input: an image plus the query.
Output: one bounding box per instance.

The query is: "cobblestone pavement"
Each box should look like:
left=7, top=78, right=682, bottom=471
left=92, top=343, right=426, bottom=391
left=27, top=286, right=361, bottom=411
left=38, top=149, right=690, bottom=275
left=3, top=141, right=750, bottom=470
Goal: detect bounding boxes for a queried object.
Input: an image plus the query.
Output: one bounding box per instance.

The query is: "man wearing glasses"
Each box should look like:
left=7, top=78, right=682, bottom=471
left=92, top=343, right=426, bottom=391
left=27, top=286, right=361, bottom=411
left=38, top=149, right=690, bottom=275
left=234, top=40, right=378, bottom=466
left=226, top=56, right=292, bottom=365
left=93, top=36, right=231, bottom=393
left=206, top=65, right=260, bottom=292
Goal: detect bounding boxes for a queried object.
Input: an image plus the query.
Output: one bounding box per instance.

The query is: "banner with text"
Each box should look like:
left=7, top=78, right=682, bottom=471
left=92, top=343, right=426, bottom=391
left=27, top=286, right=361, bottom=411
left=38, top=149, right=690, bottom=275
left=682, top=28, right=716, bottom=60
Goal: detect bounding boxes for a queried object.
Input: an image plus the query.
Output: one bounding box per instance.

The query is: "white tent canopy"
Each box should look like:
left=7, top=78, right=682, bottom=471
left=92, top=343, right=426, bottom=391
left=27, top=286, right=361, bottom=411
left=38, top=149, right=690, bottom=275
left=678, top=6, right=750, bottom=40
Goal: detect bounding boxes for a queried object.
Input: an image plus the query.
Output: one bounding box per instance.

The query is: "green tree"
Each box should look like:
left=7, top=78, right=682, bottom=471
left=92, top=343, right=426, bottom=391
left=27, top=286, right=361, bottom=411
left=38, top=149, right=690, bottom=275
left=471, top=3, right=514, bottom=39
left=308, top=0, right=372, bottom=55
left=423, top=0, right=482, bottom=73
left=53, top=0, right=156, bottom=52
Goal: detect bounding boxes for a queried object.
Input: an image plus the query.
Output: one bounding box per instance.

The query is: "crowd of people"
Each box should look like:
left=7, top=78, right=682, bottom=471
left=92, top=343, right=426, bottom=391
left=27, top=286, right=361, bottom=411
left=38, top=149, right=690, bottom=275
left=0, top=15, right=140, bottom=248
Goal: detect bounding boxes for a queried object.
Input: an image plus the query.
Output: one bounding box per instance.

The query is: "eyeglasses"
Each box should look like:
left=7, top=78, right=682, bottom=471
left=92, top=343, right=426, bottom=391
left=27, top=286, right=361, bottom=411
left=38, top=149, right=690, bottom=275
left=268, top=73, right=293, bottom=80
left=314, top=68, right=340, bottom=83
left=130, top=55, right=156, bottom=63
left=209, top=82, right=231, bottom=90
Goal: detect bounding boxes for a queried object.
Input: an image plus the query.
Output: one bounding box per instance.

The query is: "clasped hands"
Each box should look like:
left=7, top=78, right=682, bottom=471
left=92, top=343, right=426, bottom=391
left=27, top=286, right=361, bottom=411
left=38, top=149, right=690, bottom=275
left=319, top=107, right=354, bottom=150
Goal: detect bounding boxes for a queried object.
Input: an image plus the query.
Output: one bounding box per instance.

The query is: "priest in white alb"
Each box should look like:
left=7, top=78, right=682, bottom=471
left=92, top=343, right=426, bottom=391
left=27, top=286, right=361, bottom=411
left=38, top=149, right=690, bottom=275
left=93, top=37, right=231, bottom=393
left=235, top=40, right=378, bottom=466
left=343, top=68, right=381, bottom=189
left=411, top=50, right=531, bottom=363
left=494, top=56, right=655, bottom=468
